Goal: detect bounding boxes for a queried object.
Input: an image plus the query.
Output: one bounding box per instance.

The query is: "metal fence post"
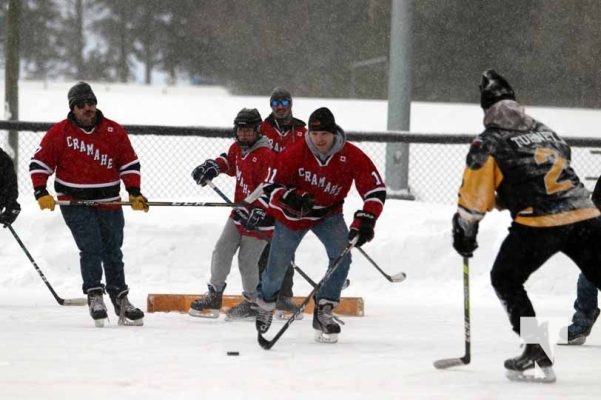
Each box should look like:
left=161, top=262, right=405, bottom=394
left=385, top=0, right=414, bottom=200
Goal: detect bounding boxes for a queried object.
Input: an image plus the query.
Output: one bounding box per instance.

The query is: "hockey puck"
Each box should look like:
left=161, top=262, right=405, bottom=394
left=227, top=351, right=240, bottom=356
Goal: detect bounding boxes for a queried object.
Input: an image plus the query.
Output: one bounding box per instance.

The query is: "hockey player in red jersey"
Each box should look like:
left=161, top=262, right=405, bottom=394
left=29, top=82, right=148, bottom=327
left=254, top=107, right=386, bottom=343
left=188, top=108, right=276, bottom=320
left=260, top=87, right=306, bottom=152
left=452, top=70, right=601, bottom=382
left=257, top=87, right=308, bottom=318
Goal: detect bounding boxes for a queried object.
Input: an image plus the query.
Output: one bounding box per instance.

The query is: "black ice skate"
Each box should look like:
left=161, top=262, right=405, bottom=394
left=87, top=287, right=108, bottom=328
left=312, top=299, right=341, bottom=344
left=188, top=284, right=224, bottom=318
left=274, top=296, right=303, bottom=321
left=504, top=343, right=556, bottom=383
left=110, top=289, right=144, bottom=326
left=225, top=299, right=258, bottom=321
left=255, top=296, right=275, bottom=333
left=566, top=308, right=600, bottom=345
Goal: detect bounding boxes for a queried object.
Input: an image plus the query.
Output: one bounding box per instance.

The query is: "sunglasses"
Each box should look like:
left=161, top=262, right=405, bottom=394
left=74, top=99, right=97, bottom=109
left=270, top=99, right=290, bottom=107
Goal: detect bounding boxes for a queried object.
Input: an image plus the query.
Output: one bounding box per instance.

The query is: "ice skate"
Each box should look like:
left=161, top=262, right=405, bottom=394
left=565, top=308, right=600, bottom=345
left=313, top=299, right=340, bottom=344
left=110, top=289, right=144, bottom=326
left=225, top=299, right=257, bottom=321
left=255, top=296, right=275, bottom=333
left=188, top=284, right=223, bottom=318
left=274, top=296, right=303, bottom=321
left=504, top=344, right=556, bottom=383
left=87, top=288, right=108, bottom=328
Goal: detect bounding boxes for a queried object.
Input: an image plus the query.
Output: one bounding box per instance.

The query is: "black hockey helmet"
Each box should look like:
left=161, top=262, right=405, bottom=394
left=233, top=108, right=262, bottom=148
left=479, top=69, right=516, bottom=110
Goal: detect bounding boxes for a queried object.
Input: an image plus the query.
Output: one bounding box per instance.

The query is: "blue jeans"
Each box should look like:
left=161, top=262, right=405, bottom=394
left=573, top=272, right=599, bottom=320
left=258, top=213, right=351, bottom=303
left=60, top=205, right=127, bottom=297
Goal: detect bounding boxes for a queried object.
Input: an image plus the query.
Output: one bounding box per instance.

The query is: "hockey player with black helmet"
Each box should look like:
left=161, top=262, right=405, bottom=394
left=452, top=69, right=601, bottom=382
left=189, top=108, right=276, bottom=320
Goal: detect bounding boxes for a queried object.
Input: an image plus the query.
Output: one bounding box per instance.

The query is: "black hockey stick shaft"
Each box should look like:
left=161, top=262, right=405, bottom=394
left=257, top=238, right=356, bottom=350
left=6, top=225, right=87, bottom=306
left=462, top=257, right=471, bottom=363
left=433, top=257, right=470, bottom=369
left=356, top=247, right=406, bottom=283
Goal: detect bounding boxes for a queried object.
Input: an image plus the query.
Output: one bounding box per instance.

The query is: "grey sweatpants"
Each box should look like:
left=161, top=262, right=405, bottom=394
left=209, top=217, right=267, bottom=296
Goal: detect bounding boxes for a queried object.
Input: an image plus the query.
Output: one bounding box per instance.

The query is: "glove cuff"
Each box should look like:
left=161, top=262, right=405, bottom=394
left=352, top=210, right=376, bottom=229
left=34, top=187, right=49, bottom=200
left=354, top=210, right=376, bottom=221
left=126, top=187, right=142, bottom=197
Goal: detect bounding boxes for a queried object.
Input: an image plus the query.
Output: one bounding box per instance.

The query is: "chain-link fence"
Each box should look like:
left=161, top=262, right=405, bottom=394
left=2, top=121, right=601, bottom=205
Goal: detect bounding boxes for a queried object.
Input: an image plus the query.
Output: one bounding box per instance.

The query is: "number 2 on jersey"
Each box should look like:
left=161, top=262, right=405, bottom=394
left=534, top=147, right=574, bottom=194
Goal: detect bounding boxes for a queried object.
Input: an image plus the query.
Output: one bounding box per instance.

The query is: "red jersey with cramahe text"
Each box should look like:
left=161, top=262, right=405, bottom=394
left=260, top=118, right=306, bottom=153
left=30, top=116, right=141, bottom=202
left=268, top=140, right=386, bottom=230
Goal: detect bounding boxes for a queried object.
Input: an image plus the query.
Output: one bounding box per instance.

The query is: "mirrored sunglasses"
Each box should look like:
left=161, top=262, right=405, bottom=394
left=74, top=99, right=97, bottom=109
left=270, top=99, right=290, bottom=107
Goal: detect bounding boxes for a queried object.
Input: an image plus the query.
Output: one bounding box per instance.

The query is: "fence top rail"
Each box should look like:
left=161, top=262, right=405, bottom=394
left=1, top=120, right=600, bottom=146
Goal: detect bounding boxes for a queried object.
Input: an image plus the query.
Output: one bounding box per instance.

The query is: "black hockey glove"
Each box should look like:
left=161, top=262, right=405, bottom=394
left=191, top=159, right=220, bottom=186
left=452, top=212, right=479, bottom=258
left=0, top=202, right=20, bottom=226
left=281, top=189, right=315, bottom=215
left=242, top=207, right=267, bottom=230
left=348, top=210, right=376, bottom=247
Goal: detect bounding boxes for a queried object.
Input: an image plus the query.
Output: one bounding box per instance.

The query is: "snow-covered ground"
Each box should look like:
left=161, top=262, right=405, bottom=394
left=1, top=81, right=601, bottom=399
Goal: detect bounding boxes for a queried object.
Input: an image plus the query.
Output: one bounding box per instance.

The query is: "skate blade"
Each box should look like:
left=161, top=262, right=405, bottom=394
left=568, top=336, right=586, bottom=345
left=557, top=335, right=587, bottom=346
left=188, top=308, right=220, bottom=319
left=274, top=310, right=303, bottom=321
left=94, top=318, right=107, bottom=328
left=506, top=366, right=556, bottom=384
left=224, top=315, right=256, bottom=322
left=118, top=317, right=144, bottom=326
left=314, top=329, right=338, bottom=344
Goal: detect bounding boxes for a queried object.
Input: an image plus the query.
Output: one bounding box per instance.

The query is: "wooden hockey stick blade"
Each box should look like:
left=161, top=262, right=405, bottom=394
left=433, top=356, right=470, bottom=369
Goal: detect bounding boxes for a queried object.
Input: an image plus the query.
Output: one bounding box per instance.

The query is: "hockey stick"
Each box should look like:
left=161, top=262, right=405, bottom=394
left=57, top=200, right=247, bottom=207
left=257, top=238, right=357, bottom=350
left=205, top=180, right=352, bottom=290
left=56, top=183, right=266, bottom=208
left=356, top=247, right=406, bottom=283
left=6, top=225, right=87, bottom=306
left=434, top=257, right=471, bottom=369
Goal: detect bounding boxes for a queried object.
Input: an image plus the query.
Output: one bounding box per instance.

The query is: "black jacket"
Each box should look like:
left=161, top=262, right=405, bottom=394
left=0, top=147, right=19, bottom=209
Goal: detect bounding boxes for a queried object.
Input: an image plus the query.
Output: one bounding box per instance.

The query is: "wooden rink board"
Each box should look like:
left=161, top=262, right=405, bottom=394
left=147, top=294, right=365, bottom=316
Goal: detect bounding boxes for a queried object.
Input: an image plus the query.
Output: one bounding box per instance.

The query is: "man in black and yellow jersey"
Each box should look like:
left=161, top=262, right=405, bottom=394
left=452, top=69, right=601, bottom=381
